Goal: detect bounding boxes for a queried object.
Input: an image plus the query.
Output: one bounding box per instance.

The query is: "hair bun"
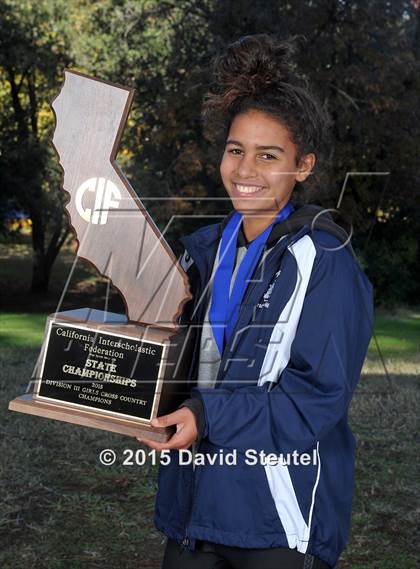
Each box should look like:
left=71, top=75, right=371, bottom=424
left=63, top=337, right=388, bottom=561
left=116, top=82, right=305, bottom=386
left=212, top=34, right=305, bottom=98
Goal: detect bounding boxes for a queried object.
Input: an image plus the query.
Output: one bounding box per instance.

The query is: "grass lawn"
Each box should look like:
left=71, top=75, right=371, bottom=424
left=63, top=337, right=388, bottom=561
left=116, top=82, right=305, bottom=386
left=2, top=307, right=420, bottom=359
left=372, top=308, right=420, bottom=356
left=0, top=313, right=47, bottom=348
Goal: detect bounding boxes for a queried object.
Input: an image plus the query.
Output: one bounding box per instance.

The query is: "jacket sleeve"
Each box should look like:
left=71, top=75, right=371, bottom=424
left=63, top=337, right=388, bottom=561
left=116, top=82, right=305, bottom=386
left=191, top=243, right=374, bottom=455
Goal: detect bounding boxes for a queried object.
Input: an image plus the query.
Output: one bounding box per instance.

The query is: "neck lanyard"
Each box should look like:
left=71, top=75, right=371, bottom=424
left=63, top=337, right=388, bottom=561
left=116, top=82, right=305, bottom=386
left=209, top=201, right=294, bottom=355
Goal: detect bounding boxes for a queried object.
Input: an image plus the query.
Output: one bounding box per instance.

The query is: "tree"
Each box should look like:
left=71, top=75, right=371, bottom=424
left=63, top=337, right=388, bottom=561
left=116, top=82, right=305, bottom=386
left=0, top=0, right=71, bottom=292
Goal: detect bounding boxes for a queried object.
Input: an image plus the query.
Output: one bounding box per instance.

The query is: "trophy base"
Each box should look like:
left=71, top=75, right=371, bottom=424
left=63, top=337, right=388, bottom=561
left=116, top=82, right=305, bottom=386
left=8, top=393, right=174, bottom=442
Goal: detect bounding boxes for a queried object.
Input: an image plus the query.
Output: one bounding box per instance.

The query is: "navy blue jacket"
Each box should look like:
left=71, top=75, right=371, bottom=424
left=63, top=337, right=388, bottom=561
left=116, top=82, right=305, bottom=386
left=154, top=203, right=374, bottom=569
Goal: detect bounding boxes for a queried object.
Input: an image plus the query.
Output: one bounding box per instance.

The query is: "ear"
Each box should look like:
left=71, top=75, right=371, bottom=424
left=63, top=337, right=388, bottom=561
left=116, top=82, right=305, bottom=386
left=295, top=153, right=316, bottom=182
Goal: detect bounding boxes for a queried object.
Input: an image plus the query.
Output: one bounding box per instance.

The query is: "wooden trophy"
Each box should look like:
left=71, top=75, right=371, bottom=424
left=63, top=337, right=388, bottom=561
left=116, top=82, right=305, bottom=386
left=8, top=70, right=193, bottom=442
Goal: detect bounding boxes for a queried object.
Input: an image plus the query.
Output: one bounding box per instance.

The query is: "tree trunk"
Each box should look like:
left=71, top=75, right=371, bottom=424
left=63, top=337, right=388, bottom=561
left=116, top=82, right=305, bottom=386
left=31, top=251, right=51, bottom=293
left=30, top=234, right=69, bottom=293
left=30, top=208, right=47, bottom=292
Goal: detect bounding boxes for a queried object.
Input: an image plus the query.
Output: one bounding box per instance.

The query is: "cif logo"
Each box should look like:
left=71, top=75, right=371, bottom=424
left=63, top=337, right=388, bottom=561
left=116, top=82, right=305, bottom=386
left=75, top=178, right=121, bottom=225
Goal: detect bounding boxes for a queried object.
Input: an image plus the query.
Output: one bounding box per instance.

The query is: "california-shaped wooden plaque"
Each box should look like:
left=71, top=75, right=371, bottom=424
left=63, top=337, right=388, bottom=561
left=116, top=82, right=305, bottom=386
left=51, top=69, right=191, bottom=326
left=9, top=71, right=194, bottom=441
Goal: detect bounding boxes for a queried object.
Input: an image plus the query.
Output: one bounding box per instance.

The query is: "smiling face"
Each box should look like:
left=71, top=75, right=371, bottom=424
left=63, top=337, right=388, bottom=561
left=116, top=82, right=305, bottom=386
left=220, top=109, right=315, bottom=231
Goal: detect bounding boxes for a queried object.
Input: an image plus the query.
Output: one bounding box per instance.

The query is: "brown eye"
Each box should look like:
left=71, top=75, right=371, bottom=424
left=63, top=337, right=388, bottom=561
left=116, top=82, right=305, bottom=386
left=260, top=153, right=277, bottom=160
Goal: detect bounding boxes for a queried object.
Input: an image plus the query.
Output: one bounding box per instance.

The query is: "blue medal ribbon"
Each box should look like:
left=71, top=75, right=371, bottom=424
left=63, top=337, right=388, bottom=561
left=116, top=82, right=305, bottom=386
left=209, top=201, right=295, bottom=355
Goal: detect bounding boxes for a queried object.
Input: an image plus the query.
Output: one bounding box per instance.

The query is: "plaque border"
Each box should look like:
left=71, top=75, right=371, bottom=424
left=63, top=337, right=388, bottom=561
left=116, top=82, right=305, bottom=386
left=34, top=319, right=168, bottom=424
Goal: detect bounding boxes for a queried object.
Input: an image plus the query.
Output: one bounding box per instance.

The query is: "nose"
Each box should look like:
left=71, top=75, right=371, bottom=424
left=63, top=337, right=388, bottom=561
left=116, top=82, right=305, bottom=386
left=235, top=154, right=258, bottom=179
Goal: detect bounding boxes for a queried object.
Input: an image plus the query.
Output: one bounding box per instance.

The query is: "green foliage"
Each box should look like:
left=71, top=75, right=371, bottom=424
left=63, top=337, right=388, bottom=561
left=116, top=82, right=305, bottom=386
left=366, top=233, right=419, bottom=307
left=0, top=0, right=419, bottom=303
left=0, top=0, right=72, bottom=291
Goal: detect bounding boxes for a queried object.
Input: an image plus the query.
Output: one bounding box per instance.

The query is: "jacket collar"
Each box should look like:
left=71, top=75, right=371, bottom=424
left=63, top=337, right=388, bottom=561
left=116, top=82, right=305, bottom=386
left=179, top=200, right=353, bottom=283
left=236, top=201, right=353, bottom=251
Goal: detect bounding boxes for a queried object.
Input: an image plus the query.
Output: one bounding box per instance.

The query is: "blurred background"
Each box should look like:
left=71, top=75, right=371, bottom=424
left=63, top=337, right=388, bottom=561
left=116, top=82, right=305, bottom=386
left=0, top=1, right=419, bottom=568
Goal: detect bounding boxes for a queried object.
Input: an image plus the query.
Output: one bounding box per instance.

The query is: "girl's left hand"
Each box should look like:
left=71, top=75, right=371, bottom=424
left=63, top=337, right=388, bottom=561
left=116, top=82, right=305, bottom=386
left=136, top=407, right=198, bottom=451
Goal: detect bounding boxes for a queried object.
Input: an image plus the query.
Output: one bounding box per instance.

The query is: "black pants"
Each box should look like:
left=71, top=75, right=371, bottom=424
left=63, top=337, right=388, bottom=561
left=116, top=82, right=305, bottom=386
left=162, top=538, right=331, bottom=569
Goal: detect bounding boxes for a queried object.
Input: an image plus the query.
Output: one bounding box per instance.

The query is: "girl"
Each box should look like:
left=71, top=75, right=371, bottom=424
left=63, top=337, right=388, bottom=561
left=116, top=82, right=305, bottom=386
left=138, top=34, right=373, bottom=569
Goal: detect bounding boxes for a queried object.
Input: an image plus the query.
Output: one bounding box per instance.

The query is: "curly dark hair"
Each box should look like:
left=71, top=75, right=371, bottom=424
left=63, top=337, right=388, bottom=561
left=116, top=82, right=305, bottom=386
left=201, top=34, right=332, bottom=185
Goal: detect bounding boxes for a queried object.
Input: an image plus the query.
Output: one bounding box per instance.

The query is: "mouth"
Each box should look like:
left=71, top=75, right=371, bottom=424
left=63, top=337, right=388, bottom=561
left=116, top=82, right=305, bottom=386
left=232, top=182, right=266, bottom=196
